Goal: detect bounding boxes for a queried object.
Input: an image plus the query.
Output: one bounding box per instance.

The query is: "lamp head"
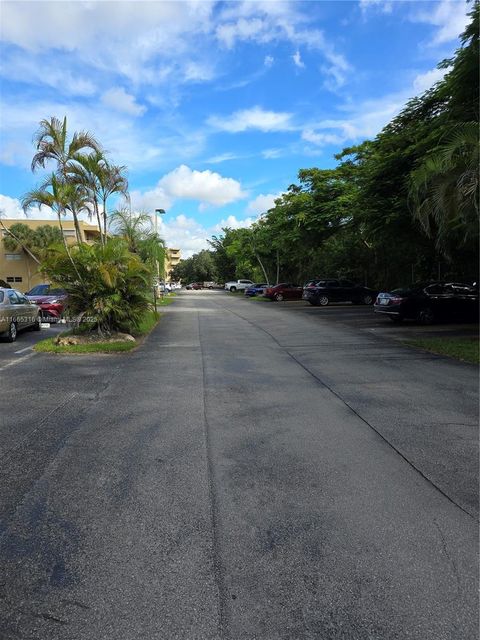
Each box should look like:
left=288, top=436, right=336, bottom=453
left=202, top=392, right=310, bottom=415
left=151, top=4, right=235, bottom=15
left=155, top=208, right=165, bottom=215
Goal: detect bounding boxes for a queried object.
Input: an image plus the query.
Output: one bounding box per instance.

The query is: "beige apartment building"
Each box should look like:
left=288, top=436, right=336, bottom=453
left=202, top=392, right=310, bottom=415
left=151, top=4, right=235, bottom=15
left=0, top=218, right=181, bottom=290
left=165, top=247, right=181, bottom=281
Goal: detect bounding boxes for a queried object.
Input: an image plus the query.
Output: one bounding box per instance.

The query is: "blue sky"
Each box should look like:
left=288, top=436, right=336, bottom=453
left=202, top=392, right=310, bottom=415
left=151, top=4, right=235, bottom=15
left=0, top=0, right=471, bottom=256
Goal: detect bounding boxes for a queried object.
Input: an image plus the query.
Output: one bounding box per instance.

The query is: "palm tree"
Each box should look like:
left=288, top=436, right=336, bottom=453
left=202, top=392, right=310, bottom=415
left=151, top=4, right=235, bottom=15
left=409, top=122, right=479, bottom=255
left=36, top=174, right=90, bottom=244
left=109, top=208, right=166, bottom=278
left=21, top=175, right=83, bottom=279
left=31, top=116, right=100, bottom=175
left=97, top=161, right=129, bottom=237
left=68, top=150, right=106, bottom=244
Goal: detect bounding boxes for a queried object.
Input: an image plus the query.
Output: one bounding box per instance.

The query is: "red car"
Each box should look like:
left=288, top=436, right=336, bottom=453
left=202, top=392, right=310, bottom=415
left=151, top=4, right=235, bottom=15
left=263, top=283, right=303, bottom=301
left=25, top=284, right=67, bottom=322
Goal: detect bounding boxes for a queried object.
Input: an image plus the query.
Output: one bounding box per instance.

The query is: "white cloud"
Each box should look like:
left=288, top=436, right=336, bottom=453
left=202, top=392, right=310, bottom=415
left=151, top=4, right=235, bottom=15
left=302, top=91, right=410, bottom=147
left=213, top=215, right=256, bottom=232
left=413, top=66, right=448, bottom=93
left=301, top=129, right=344, bottom=146
left=131, top=165, right=246, bottom=211
left=261, top=148, right=283, bottom=159
left=292, top=50, right=305, bottom=69
left=208, top=106, right=293, bottom=133
left=101, top=88, right=146, bottom=117
left=161, top=214, right=211, bottom=258
left=411, top=0, right=470, bottom=46
left=159, top=165, right=245, bottom=207
left=205, top=152, right=241, bottom=164
left=247, top=193, right=281, bottom=215
left=264, top=55, right=274, bottom=67
left=359, top=0, right=393, bottom=15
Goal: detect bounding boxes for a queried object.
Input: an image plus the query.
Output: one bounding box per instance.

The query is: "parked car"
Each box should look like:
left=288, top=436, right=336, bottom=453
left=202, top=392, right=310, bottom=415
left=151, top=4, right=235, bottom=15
left=186, top=282, right=203, bottom=290
left=244, top=283, right=269, bottom=297
left=264, top=283, right=303, bottom=301
left=25, top=284, right=67, bottom=322
left=0, top=287, right=41, bottom=341
left=374, top=281, right=479, bottom=324
left=303, top=279, right=377, bottom=306
left=224, top=279, right=254, bottom=292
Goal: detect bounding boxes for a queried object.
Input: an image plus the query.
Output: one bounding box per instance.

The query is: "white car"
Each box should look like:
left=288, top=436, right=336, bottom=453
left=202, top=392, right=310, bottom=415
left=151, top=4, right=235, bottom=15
left=224, top=279, right=254, bottom=292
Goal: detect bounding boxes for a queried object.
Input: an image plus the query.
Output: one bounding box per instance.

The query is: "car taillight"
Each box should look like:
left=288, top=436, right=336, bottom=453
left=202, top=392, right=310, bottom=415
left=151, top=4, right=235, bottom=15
left=389, top=296, right=404, bottom=305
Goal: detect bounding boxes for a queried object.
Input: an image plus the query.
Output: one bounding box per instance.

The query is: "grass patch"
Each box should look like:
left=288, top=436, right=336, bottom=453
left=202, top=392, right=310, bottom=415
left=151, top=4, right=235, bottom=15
left=34, top=338, right=138, bottom=354
left=248, top=295, right=271, bottom=302
left=34, top=304, right=171, bottom=354
left=132, top=309, right=161, bottom=337
left=406, top=337, right=479, bottom=364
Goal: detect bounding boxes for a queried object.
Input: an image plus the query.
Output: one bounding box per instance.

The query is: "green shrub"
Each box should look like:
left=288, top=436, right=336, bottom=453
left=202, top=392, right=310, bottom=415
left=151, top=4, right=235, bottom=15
left=42, top=237, right=154, bottom=335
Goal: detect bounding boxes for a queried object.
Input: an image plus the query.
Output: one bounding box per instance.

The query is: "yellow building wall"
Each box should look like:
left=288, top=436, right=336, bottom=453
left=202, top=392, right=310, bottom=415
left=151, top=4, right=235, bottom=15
left=0, top=218, right=182, bottom=291
left=0, top=219, right=101, bottom=291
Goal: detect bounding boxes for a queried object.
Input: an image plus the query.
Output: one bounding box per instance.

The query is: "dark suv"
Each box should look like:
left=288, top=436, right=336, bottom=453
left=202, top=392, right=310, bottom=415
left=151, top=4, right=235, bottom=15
left=303, top=279, right=377, bottom=306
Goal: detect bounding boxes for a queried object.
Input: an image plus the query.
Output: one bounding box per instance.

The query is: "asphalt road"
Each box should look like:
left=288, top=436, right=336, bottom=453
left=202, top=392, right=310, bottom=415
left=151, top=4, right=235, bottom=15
left=0, top=291, right=478, bottom=639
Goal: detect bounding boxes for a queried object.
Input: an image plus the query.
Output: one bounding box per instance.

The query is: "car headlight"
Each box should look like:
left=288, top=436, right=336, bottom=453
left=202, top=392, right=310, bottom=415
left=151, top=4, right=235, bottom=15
left=49, top=299, right=60, bottom=304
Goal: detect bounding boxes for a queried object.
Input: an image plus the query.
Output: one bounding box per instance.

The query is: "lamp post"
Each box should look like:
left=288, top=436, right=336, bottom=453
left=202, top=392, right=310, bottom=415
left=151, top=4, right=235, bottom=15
left=153, top=208, right=166, bottom=301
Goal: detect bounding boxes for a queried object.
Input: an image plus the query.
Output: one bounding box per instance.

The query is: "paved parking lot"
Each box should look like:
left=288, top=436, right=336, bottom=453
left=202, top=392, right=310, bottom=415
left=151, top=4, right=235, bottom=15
left=1, top=290, right=477, bottom=639
left=234, top=295, right=479, bottom=343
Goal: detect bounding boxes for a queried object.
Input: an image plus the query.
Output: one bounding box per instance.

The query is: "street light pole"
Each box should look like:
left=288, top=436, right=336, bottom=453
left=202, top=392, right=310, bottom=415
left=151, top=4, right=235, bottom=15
left=153, top=208, right=166, bottom=298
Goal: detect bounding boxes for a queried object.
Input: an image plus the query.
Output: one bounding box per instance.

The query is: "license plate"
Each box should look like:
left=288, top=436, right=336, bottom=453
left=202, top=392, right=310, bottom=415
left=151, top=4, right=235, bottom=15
left=380, top=298, right=389, bottom=305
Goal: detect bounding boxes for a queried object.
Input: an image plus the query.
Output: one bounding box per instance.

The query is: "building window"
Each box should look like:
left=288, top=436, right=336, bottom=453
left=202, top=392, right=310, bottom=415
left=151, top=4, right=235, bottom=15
left=14, top=277, right=22, bottom=283
left=5, top=254, right=22, bottom=260
left=6, top=277, right=14, bottom=283
left=63, top=230, right=76, bottom=237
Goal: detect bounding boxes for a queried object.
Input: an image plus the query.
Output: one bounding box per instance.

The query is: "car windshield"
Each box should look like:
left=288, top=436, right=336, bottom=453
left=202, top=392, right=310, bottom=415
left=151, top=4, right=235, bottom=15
left=26, top=285, right=50, bottom=295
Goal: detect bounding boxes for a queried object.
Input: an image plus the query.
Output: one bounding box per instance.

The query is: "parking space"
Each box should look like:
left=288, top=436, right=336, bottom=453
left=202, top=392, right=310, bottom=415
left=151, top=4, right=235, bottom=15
left=0, top=322, right=63, bottom=366
left=236, top=296, right=479, bottom=343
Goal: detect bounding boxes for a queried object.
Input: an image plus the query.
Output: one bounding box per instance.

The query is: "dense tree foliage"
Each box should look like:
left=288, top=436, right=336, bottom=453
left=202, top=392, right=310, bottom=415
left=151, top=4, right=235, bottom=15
left=171, top=250, right=218, bottom=283
left=178, top=4, right=478, bottom=289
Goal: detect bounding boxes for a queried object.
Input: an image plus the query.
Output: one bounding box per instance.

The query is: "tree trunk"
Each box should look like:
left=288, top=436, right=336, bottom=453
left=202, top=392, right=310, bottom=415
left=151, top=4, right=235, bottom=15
left=72, top=208, right=83, bottom=244
left=254, top=251, right=270, bottom=284
left=276, top=249, right=280, bottom=284
left=57, top=213, right=83, bottom=283
left=103, top=197, right=108, bottom=238
left=93, top=198, right=104, bottom=245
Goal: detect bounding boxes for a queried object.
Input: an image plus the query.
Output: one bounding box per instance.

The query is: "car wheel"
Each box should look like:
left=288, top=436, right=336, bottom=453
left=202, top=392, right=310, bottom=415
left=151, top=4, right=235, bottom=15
left=318, top=295, right=329, bottom=306
left=362, top=294, right=373, bottom=305
left=230, top=286, right=237, bottom=292
left=6, top=320, right=17, bottom=342
left=275, top=293, right=284, bottom=301
left=418, top=306, right=435, bottom=325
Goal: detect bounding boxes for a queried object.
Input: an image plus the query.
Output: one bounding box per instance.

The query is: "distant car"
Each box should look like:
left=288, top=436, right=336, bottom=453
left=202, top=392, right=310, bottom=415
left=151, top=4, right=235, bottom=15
left=374, top=281, right=479, bottom=324
left=244, top=283, right=269, bottom=297
left=224, top=279, right=254, bottom=292
left=303, top=279, right=376, bottom=306
left=186, top=282, right=203, bottom=290
left=0, top=287, right=41, bottom=342
left=25, top=284, right=67, bottom=322
left=264, top=283, right=303, bottom=301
